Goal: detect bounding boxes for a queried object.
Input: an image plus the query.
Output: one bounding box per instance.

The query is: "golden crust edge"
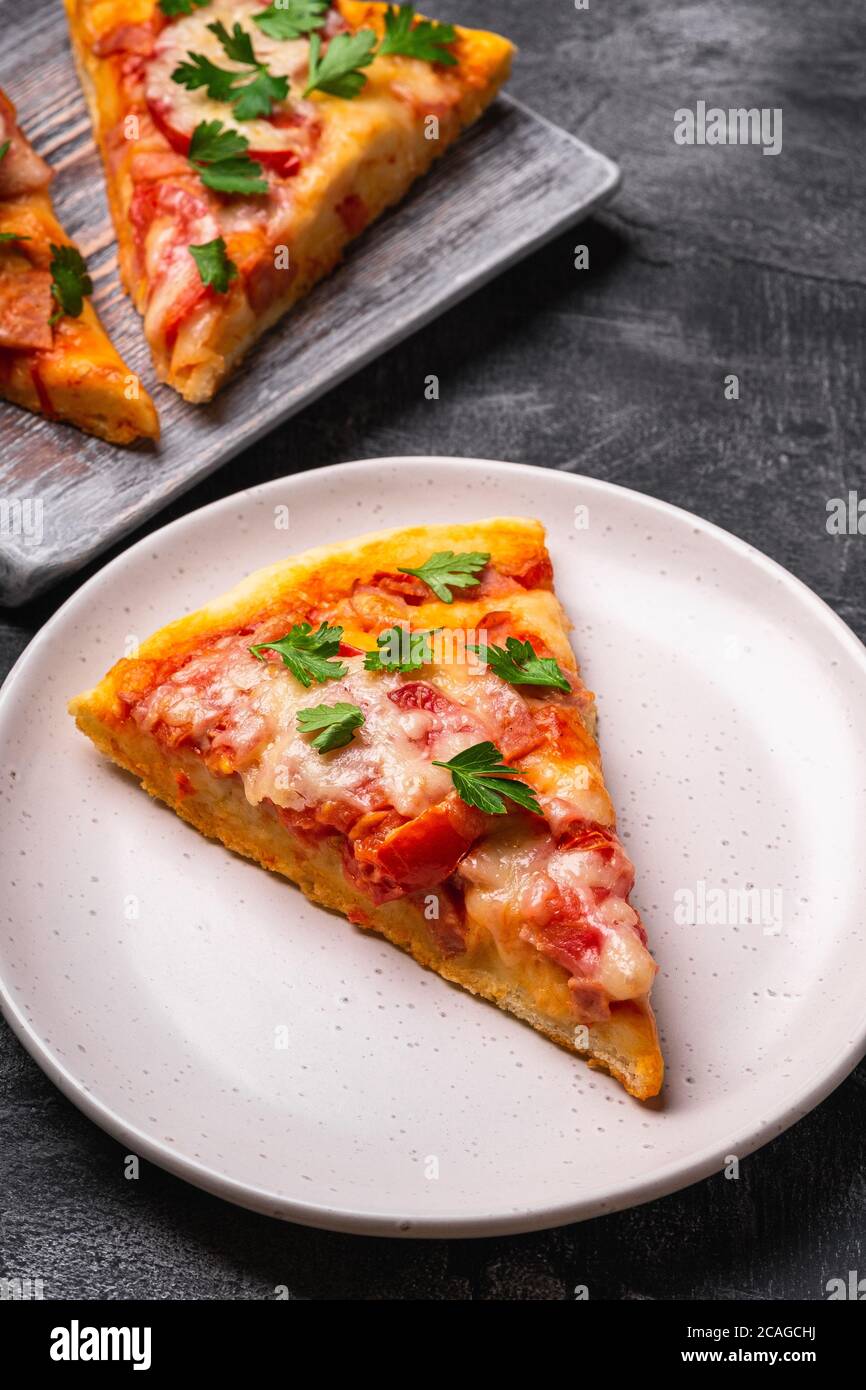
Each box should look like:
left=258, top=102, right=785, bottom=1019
left=72, top=516, right=555, bottom=711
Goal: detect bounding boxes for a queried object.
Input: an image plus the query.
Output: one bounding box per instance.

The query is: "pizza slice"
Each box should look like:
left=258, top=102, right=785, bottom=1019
left=63, top=0, right=514, bottom=403
left=0, top=90, right=159, bottom=444
left=69, top=518, right=663, bottom=1099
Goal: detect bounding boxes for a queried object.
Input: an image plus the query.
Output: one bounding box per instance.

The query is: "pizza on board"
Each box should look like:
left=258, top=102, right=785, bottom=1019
left=63, top=0, right=515, bottom=402
left=70, top=518, right=664, bottom=1099
left=0, top=90, right=158, bottom=444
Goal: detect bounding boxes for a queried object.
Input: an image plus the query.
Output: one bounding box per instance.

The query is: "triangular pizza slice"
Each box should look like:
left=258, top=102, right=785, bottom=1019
left=63, top=0, right=514, bottom=402
left=70, top=518, right=664, bottom=1098
left=0, top=90, right=159, bottom=444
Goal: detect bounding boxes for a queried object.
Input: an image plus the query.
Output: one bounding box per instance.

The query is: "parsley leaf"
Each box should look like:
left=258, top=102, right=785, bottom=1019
left=48, top=244, right=93, bottom=322
left=0, top=232, right=30, bottom=243
left=433, top=741, right=542, bottom=816
left=0, top=140, right=10, bottom=163
left=471, top=637, right=571, bottom=692
left=231, top=67, right=289, bottom=121
left=188, top=121, right=268, bottom=195
left=296, top=702, right=365, bottom=753
left=379, top=4, right=457, bottom=65
left=364, top=625, right=439, bottom=673
left=209, top=18, right=256, bottom=64
left=398, top=550, right=489, bottom=604
left=304, top=29, right=377, bottom=98
left=254, top=0, right=327, bottom=41
left=188, top=237, right=238, bottom=293
left=250, top=622, right=347, bottom=688
left=173, top=52, right=239, bottom=102
left=174, top=25, right=289, bottom=121
left=159, top=0, right=210, bottom=15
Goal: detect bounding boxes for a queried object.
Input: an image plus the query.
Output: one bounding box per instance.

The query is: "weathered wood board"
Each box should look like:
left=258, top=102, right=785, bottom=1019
left=0, top=0, right=619, bottom=603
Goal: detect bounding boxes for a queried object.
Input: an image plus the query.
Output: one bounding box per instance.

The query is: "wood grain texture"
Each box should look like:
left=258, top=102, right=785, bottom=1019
left=0, top=0, right=618, bottom=604
left=1, top=0, right=865, bottom=1300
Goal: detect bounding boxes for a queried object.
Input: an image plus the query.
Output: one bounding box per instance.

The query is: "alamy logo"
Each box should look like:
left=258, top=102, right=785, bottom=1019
left=674, top=101, right=782, bottom=156
left=0, top=497, right=43, bottom=547
left=826, top=491, right=866, bottom=535
left=0, top=1275, right=44, bottom=1299
left=49, top=1321, right=152, bottom=1371
left=826, top=1270, right=866, bottom=1300
left=674, top=880, right=783, bottom=935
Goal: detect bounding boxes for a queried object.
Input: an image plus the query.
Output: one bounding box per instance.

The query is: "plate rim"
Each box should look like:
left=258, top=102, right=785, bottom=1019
left=2, top=455, right=865, bottom=1238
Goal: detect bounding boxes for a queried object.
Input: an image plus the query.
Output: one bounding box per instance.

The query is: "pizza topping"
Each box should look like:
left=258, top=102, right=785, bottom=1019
left=352, top=796, right=486, bottom=889
left=48, top=245, right=93, bottom=323
left=189, top=235, right=238, bottom=291
left=0, top=270, right=53, bottom=351
left=173, top=20, right=290, bottom=121
left=296, top=701, right=365, bottom=753
left=432, top=741, right=542, bottom=816
left=0, top=94, right=51, bottom=198
left=303, top=28, right=377, bottom=98
left=126, top=616, right=651, bottom=1013
left=398, top=550, right=490, bottom=603
left=379, top=4, right=457, bottom=66
left=363, top=625, right=438, bottom=673
left=92, top=21, right=159, bottom=58
left=472, top=636, right=571, bottom=693
left=458, top=821, right=656, bottom=1018
left=148, top=1, right=319, bottom=159
left=254, top=0, right=329, bottom=42
left=160, top=0, right=210, bottom=16
left=188, top=120, right=268, bottom=194
left=250, top=621, right=347, bottom=687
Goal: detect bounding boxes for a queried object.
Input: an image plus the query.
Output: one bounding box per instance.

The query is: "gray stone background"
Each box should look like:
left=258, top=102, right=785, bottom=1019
left=1, top=0, right=864, bottom=1298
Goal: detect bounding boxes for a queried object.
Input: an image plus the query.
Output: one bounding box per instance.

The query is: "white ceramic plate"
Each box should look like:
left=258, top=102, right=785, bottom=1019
left=2, top=458, right=865, bottom=1237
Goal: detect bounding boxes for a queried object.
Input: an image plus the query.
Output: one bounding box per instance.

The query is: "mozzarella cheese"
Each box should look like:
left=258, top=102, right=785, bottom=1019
left=133, top=641, right=493, bottom=820
left=129, top=624, right=654, bottom=1010
left=147, top=0, right=319, bottom=153
left=459, top=821, right=656, bottom=1005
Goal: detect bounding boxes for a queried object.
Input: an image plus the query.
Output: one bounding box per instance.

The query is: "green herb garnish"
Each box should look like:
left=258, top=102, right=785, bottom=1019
left=363, top=625, right=439, bottom=673
left=432, top=741, right=542, bottom=815
left=250, top=622, right=347, bottom=688
left=471, top=637, right=571, bottom=692
left=379, top=4, right=457, bottom=65
left=254, top=0, right=328, bottom=41
left=303, top=29, right=377, bottom=98
left=296, top=702, right=365, bottom=753
left=188, top=237, right=238, bottom=293
left=48, top=244, right=93, bottom=322
left=159, top=0, right=210, bottom=15
left=188, top=120, right=268, bottom=195
left=173, top=22, right=289, bottom=121
left=398, top=550, right=489, bottom=604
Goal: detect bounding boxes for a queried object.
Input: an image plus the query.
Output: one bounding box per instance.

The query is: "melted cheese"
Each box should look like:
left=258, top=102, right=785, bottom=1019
left=133, top=641, right=492, bottom=820
left=459, top=821, right=656, bottom=1006
left=243, top=658, right=491, bottom=819
left=147, top=0, right=318, bottom=152
left=130, top=623, right=654, bottom=1012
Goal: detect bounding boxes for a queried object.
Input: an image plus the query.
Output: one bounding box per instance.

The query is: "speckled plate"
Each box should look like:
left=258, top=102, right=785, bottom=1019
left=1, top=457, right=865, bottom=1236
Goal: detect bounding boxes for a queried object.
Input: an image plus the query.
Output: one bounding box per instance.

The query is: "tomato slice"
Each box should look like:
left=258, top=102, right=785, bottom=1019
left=359, top=798, right=488, bottom=889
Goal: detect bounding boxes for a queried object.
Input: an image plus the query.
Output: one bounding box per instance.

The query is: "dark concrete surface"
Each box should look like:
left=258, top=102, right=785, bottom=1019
left=1, top=0, right=864, bottom=1299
